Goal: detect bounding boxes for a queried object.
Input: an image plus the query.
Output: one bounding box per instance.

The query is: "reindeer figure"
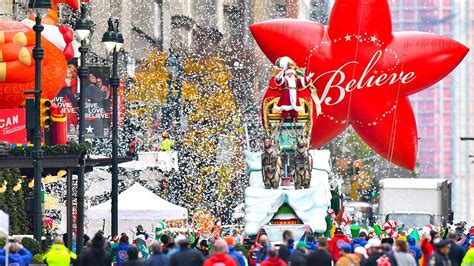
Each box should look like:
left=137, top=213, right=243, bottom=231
left=261, top=135, right=282, bottom=189
left=293, top=133, right=311, bottom=189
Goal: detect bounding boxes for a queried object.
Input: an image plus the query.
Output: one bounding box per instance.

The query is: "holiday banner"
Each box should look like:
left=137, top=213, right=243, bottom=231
left=0, top=108, right=26, bottom=143
left=83, top=67, right=112, bottom=138
left=53, top=61, right=79, bottom=136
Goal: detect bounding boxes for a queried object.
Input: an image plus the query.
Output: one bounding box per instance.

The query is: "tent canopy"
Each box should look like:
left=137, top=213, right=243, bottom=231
left=87, top=183, right=187, bottom=220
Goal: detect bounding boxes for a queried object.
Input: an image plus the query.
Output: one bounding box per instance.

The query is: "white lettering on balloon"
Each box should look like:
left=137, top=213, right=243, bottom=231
left=313, top=50, right=416, bottom=106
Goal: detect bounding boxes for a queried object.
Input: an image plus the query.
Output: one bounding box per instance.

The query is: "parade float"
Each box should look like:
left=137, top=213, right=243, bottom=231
left=245, top=0, right=469, bottom=236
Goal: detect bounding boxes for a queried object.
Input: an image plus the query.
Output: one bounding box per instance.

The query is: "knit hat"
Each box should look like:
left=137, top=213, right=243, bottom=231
left=224, top=236, right=234, bottom=246
left=340, top=244, right=352, bottom=253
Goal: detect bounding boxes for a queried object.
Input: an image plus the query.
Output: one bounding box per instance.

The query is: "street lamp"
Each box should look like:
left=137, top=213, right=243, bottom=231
left=102, top=18, right=123, bottom=236
left=74, top=3, right=91, bottom=254
left=26, top=0, right=51, bottom=242
left=163, top=48, right=184, bottom=205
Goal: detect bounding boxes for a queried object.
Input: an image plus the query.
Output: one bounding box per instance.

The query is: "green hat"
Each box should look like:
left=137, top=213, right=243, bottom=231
left=296, top=241, right=307, bottom=249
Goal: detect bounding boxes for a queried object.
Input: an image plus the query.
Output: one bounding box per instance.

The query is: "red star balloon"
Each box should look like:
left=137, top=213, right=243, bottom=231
left=250, top=0, right=469, bottom=170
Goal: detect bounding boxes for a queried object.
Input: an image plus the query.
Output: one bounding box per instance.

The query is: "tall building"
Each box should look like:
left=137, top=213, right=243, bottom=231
left=389, top=1, right=473, bottom=222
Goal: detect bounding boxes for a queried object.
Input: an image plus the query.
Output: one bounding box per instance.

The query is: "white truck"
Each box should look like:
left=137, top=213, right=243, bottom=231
left=378, top=178, right=452, bottom=227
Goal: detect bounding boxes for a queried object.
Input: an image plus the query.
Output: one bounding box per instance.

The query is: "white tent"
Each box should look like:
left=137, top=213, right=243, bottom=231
left=86, top=183, right=187, bottom=235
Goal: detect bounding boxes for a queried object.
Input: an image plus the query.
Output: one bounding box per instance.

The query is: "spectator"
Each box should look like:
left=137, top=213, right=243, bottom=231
left=204, top=239, right=237, bottom=266
left=393, top=240, right=416, bottom=266
left=232, top=228, right=243, bottom=246
left=43, top=237, right=77, bottom=266
left=351, top=231, right=368, bottom=253
left=421, top=230, right=439, bottom=266
left=288, top=241, right=307, bottom=266
left=336, top=244, right=361, bottom=266
left=123, top=246, right=143, bottom=266
left=426, top=239, right=452, bottom=266
left=278, top=230, right=294, bottom=263
left=448, top=232, right=466, bottom=266
left=114, top=234, right=132, bottom=266
left=146, top=242, right=169, bottom=266
left=77, top=232, right=113, bottom=266
left=365, top=238, right=398, bottom=266
left=261, top=247, right=286, bottom=266
left=329, top=228, right=351, bottom=262
left=224, top=236, right=245, bottom=266
left=256, top=235, right=272, bottom=264
left=354, top=246, right=368, bottom=265
left=307, top=237, right=332, bottom=266
left=169, top=234, right=204, bottom=266
left=408, top=237, right=422, bottom=266
left=0, top=242, right=32, bottom=266
left=462, top=244, right=474, bottom=265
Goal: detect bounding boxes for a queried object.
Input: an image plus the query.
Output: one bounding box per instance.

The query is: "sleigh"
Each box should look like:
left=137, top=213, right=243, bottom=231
left=262, top=97, right=314, bottom=188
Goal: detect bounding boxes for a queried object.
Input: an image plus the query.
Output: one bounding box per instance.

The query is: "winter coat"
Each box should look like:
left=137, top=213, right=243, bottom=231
left=43, top=243, right=77, bottom=266
left=278, top=241, right=294, bottom=263
left=351, top=237, right=368, bottom=253
left=77, top=249, right=113, bottom=266
left=287, top=249, right=307, bottom=266
left=408, top=237, right=423, bottom=266
left=145, top=253, right=169, bottom=266
left=329, top=233, right=351, bottom=261
left=256, top=244, right=272, bottom=263
left=204, top=253, right=237, bottom=266
left=0, top=248, right=32, bottom=266
left=365, top=252, right=398, bottom=266
left=427, top=251, right=452, bottom=266
left=421, top=238, right=436, bottom=266
left=115, top=243, right=132, bottom=266
left=336, top=254, right=361, bottom=266
left=169, top=247, right=205, bottom=266
left=462, top=248, right=474, bottom=266
left=306, top=249, right=332, bottom=266
left=394, top=251, right=416, bottom=266
left=228, top=245, right=246, bottom=266
left=448, top=241, right=466, bottom=266
left=260, top=257, right=287, bottom=266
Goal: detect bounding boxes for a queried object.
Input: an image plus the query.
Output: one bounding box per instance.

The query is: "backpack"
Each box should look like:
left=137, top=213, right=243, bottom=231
left=376, top=255, right=391, bottom=266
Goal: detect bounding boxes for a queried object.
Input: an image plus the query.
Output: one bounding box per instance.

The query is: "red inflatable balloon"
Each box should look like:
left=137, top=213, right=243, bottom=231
left=0, top=0, right=78, bottom=108
left=251, top=0, right=469, bottom=170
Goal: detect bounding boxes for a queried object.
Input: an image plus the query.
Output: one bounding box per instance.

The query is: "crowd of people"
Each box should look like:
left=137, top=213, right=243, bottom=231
left=3, top=222, right=474, bottom=266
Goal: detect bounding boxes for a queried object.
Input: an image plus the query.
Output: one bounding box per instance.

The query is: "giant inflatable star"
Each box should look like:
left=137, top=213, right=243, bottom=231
left=250, top=0, right=469, bottom=169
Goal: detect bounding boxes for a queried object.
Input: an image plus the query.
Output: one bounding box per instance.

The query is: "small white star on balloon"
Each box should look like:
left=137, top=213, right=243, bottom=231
left=86, top=125, right=94, bottom=133
left=345, top=34, right=351, bottom=41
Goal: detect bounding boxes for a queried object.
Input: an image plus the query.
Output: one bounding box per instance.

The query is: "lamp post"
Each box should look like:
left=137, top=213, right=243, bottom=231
left=163, top=48, right=183, bottom=204
left=74, top=3, right=91, bottom=254
left=102, top=18, right=124, bottom=236
left=26, top=0, right=51, bottom=242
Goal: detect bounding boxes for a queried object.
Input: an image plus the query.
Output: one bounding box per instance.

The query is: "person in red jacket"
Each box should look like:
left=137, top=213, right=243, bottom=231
left=204, top=239, right=237, bottom=266
left=261, top=247, right=287, bottom=266
left=328, top=227, right=351, bottom=262
left=420, top=230, right=439, bottom=266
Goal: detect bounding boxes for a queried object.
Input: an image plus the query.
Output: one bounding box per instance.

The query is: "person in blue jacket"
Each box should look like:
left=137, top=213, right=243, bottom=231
left=351, top=231, right=368, bottom=252
left=256, top=235, right=272, bottom=264
left=114, top=234, right=132, bottom=266
left=299, top=232, right=318, bottom=251
left=224, top=236, right=246, bottom=266
left=407, top=236, right=422, bottom=266
left=0, top=242, right=32, bottom=266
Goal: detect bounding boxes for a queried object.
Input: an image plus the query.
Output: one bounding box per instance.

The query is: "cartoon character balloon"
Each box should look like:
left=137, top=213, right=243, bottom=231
left=250, top=0, right=469, bottom=169
left=0, top=0, right=78, bottom=108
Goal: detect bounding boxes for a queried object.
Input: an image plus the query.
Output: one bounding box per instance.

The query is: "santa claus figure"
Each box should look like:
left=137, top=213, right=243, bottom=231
left=273, top=57, right=314, bottom=122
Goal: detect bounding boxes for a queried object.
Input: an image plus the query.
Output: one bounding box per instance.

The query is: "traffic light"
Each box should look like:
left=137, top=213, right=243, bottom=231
left=40, top=99, right=52, bottom=128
